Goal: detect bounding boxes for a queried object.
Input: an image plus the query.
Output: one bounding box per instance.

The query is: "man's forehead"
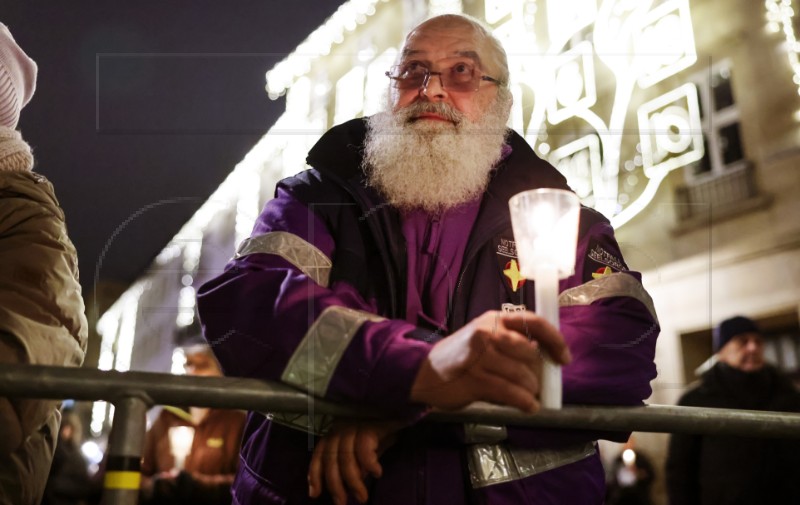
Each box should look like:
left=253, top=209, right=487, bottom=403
left=185, top=351, right=213, bottom=361
left=401, top=48, right=481, bottom=62
left=401, top=23, right=485, bottom=60
left=733, top=332, right=762, bottom=341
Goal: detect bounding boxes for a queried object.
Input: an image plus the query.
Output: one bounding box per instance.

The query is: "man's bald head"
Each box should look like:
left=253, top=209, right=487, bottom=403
left=402, top=14, right=510, bottom=90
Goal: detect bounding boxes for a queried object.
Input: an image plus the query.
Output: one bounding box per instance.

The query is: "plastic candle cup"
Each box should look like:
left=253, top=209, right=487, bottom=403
left=509, top=188, right=580, bottom=409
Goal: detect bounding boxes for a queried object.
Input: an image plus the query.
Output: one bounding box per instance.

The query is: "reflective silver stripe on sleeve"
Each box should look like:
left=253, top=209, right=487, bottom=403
left=467, top=441, right=597, bottom=488
left=266, top=412, right=333, bottom=437
left=235, top=231, right=332, bottom=288
left=463, top=423, right=508, bottom=444
left=281, top=306, right=385, bottom=397
left=558, top=272, right=658, bottom=322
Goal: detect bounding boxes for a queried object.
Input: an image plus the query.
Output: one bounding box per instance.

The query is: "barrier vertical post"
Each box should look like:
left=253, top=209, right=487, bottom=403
left=102, top=395, right=149, bottom=505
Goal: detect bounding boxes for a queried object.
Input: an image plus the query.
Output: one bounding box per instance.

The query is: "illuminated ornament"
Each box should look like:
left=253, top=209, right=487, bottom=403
left=513, top=0, right=701, bottom=226
left=428, top=0, right=463, bottom=16
left=503, top=259, right=526, bottom=292
left=550, top=135, right=603, bottom=205
left=592, top=266, right=614, bottom=279
left=610, top=82, right=704, bottom=227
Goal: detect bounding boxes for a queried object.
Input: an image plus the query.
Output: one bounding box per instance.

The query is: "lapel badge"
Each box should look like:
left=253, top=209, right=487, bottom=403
left=503, top=259, right=526, bottom=292
left=592, top=266, right=614, bottom=279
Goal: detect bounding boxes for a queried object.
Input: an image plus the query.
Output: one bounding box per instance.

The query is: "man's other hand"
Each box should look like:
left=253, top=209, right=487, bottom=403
left=308, top=421, right=401, bottom=504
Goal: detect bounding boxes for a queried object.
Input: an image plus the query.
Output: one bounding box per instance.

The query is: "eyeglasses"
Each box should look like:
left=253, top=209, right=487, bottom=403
left=385, top=61, right=502, bottom=92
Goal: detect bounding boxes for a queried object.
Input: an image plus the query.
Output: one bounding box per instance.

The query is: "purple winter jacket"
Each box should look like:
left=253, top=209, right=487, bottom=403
left=196, top=118, right=659, bottom=504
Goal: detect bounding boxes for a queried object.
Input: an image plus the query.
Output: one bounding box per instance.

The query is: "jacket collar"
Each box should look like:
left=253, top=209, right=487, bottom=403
left=306, top=117, right=368, bottom=185
left=476, top=127, right=570, bottom=234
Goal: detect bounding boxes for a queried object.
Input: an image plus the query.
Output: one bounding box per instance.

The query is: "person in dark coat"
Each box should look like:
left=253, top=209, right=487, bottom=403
left=41, top=410, right=93, bottom=505
left=665, top=316, right=800, bottom=505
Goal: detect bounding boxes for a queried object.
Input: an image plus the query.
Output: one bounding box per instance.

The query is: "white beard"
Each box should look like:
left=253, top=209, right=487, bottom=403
left=363, top=95, right=510, bottom=214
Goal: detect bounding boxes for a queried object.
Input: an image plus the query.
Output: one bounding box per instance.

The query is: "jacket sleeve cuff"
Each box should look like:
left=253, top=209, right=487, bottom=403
left=363, top=326, right=433, bottom=414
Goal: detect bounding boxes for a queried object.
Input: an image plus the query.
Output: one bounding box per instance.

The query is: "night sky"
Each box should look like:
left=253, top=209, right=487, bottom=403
left=3, top=0, right=342, bottom=299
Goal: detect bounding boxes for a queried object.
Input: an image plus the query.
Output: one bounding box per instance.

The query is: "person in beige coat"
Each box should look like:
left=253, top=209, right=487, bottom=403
left=0, top=21, right=88, bottom=505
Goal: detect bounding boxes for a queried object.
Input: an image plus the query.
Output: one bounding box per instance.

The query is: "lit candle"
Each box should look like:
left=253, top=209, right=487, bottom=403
left=168, top=426, right=195, bottom=470
left=509, top=188, right=580, bottom=409
left=622, top=448, right=637, bottom=467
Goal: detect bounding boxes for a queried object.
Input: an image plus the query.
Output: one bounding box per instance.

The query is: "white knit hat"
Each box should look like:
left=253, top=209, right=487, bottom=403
left=0, top=22, right=37, bottom=129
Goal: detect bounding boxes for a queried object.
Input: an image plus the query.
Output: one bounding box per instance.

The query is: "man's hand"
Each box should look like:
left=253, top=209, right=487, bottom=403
left=410, top=310, right=571, bottom=412
left=308, top=421, right=401, bottom=504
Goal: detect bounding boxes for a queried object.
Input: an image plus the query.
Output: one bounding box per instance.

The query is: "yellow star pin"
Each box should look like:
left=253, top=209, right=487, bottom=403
left=592, top=266, right=613, bottom=279
left=503, top=259, right=526, bottom=292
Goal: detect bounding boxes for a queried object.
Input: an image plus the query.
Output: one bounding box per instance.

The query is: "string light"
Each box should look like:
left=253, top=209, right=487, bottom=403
left=766, top=0, right=800, bottom=96
left=94, top=284, right=144, bottom=434
left=112, top=286, right=143, bottom=373
left=265, top=0, right=384, bottom=98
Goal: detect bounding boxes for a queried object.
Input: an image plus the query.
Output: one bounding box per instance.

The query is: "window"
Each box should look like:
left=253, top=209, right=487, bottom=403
left=686, top=61, right=746, bottom=181
left=673, top=60, right=768, bottom=226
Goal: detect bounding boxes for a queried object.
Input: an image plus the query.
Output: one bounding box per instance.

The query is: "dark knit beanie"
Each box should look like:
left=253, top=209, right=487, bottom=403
left=713, top=316, right=760, bottom=352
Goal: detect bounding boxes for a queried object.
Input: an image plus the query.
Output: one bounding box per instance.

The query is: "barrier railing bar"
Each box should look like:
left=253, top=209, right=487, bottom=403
left=2, top=364, right=800, bottom=439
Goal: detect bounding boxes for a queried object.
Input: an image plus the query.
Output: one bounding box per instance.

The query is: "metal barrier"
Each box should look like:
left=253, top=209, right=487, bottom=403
left=2, top=363, right=800, bottom=504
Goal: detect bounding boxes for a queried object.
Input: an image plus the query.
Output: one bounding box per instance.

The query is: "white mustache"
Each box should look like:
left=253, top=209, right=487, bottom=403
left=396, top=101, right=465, bottom=125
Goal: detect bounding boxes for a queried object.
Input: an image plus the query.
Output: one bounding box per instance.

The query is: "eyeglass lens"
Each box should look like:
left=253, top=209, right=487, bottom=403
left=390, top=63, right=479, bottom=91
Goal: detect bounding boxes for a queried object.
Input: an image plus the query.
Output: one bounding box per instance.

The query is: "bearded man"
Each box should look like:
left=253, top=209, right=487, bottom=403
left=197, top=14, right=658, bottom=505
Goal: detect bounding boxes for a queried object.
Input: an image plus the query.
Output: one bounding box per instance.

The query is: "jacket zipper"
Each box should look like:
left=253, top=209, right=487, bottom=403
left=448, top=217, right=508, bottom=330
left=344, top=182, right=401, bottom=317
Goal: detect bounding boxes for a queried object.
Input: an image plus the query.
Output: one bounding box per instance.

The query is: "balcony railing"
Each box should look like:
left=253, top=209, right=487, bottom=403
left=674, top=163, right=771, bottom=229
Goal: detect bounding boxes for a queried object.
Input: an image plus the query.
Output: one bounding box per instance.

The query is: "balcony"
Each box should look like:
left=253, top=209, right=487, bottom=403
left=673, top=163, right=772, bottom=232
